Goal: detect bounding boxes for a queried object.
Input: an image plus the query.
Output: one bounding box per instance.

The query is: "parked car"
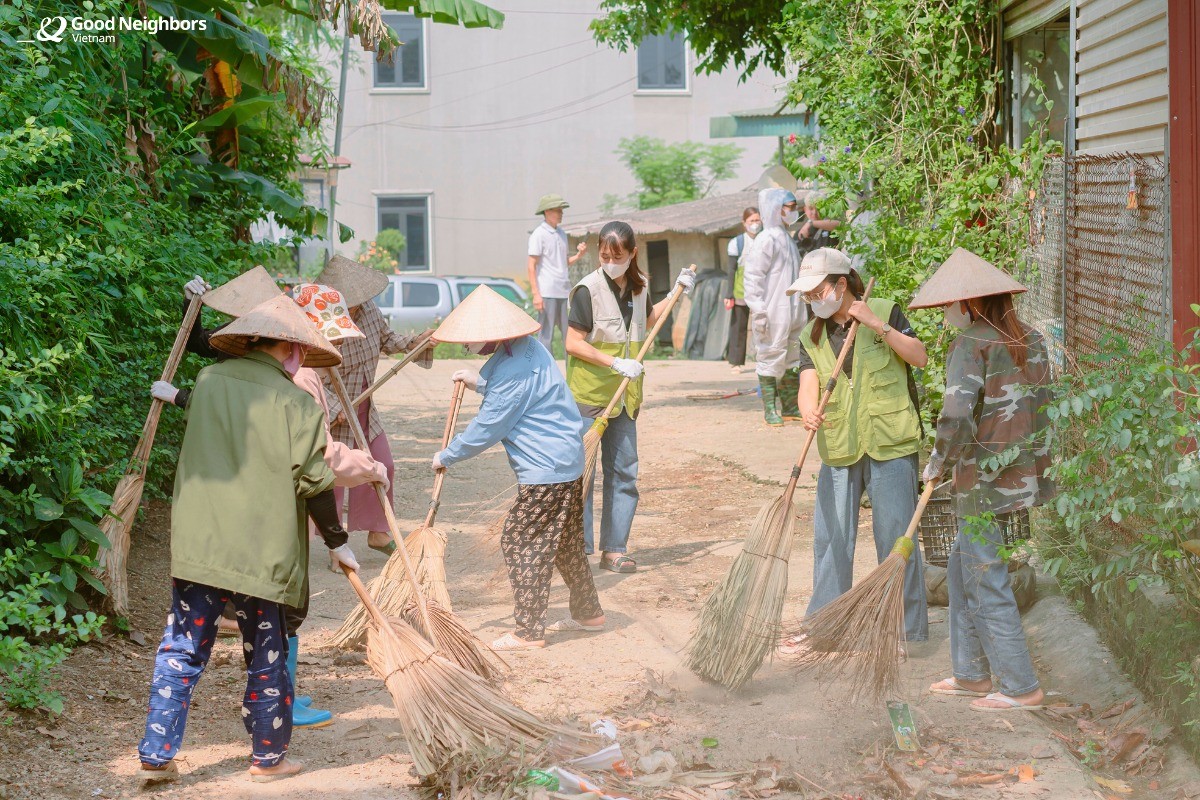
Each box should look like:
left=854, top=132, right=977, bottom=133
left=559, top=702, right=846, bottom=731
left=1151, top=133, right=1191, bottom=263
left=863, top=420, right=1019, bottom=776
left=373, top=275, right=529, bottom=332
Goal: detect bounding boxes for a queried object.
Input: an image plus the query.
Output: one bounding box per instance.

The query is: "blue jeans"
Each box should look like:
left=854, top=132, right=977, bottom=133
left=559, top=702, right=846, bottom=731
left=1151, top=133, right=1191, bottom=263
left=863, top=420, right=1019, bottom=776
left=582, top=410, right=639, bottom=555
left=138, top=580, right=293, bottom=768
left=949, top=515, right=1039, bottom=696
left=806, top=453, right=928, bottom=641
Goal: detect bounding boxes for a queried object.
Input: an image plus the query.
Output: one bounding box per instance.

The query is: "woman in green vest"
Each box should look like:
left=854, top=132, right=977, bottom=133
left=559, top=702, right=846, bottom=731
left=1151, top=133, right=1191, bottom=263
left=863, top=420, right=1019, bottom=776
left=565, top=221, right=694, bottom=573
left=785, top=247, right=930, bottom=646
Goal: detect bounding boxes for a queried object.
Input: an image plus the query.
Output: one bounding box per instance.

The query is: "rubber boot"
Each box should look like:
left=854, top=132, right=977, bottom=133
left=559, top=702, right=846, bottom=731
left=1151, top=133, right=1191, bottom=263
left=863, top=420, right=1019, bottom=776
left=758, top=375, right=784, bottom=426
left=779, top=368, right=802, bottom=421
left=287, top=636, right=332, bottom=728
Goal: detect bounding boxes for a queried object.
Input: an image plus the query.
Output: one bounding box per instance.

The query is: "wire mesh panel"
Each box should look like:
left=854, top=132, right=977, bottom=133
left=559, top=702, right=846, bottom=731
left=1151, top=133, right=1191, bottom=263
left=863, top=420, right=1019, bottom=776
left=1017, top=155, right=1067, bottom=368
left=1064, top=154, right=1170, bottom=356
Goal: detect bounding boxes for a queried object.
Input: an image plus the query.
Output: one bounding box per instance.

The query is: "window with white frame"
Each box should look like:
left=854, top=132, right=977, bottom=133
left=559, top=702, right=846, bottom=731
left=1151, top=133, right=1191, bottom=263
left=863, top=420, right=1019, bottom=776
left=637, top=32, right=687, bottom=91
left=1007, top=20, right=1070, bottom=147
left=375, top=14, right=426, bottom=89
left=377, top=196, right=430, bottom=272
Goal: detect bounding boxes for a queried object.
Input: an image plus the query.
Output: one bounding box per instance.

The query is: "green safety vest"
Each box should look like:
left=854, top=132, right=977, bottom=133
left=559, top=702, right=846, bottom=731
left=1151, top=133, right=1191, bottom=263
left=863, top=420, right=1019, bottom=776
left=800, top=297, right=921, bottom=467
left=566, top=270, right=646, bottom=418
left=733, top=234, right=747, bottom=300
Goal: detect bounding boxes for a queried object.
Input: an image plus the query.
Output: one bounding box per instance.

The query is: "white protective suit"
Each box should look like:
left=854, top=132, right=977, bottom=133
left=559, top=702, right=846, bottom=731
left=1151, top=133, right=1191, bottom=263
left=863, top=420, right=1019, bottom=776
left=742, top=188, right=806, bottom=378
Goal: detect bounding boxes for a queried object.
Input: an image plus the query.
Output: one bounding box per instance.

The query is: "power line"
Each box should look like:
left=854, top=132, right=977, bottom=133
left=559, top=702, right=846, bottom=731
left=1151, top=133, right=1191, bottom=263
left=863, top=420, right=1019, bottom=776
left=430, top=37, right=594, bottom=79
left=367, top=88, right=632, bottom=132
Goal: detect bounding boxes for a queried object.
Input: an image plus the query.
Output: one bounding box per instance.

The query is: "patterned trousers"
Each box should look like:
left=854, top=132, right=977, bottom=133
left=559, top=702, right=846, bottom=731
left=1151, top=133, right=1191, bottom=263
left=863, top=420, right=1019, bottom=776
left=138, top=580, right=293, bottom=768
left=501, top=478, right=603, bottom=641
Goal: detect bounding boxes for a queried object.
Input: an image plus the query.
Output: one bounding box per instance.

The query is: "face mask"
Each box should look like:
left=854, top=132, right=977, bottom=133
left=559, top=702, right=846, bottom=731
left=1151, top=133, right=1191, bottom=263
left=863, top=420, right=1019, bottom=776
left=809, top=286, right=843, bottom=319
left=466, top=341, right=492, bottom=355
left=747, top=222, right=763, bottom=235
left=601, top=257, right=631, bottom=279
left=782, top=209, right=800, bottom=226
left=944, top=302, right=972, bottom=330
left=282, top=343, right=306, bottom=376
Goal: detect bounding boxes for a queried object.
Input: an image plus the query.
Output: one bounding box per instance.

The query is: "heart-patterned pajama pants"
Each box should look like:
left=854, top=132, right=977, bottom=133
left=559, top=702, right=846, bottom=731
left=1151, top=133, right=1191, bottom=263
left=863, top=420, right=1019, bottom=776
left=138, top=579, right=293, bottom=768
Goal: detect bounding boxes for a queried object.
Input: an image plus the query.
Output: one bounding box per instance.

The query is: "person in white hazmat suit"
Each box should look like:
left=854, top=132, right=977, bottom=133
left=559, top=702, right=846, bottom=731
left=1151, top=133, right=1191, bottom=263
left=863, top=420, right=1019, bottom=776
left=742, top=187, right=807, bottom=426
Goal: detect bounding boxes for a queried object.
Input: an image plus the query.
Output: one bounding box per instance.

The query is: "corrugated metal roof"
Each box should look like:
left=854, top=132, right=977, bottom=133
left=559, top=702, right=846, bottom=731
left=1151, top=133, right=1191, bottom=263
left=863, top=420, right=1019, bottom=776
left=561, top=190, right=760, bottom=238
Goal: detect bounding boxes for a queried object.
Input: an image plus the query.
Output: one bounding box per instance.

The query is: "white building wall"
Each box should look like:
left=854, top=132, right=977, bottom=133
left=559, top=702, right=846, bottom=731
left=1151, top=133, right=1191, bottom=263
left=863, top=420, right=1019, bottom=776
left=329, top=0, right=783, bottom=281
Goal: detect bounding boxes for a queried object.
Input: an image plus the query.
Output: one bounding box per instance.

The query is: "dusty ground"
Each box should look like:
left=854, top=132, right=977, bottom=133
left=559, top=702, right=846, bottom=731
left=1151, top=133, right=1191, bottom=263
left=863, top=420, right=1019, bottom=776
left=3, top=358, right=1199, bottom=799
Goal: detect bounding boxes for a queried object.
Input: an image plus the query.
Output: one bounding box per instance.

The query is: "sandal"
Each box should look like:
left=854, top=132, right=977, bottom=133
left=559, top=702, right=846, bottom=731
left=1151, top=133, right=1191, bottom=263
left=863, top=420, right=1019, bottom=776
left=491, top=632, right=545, bottom=651
left=139, top=761, right=179, bottom=787
left=248, top=758, right=305, bottom=783
left=546, top=618, right=604, bottom=633
left=929, top=677, right=991, bottom=697
left=368, top=539, right=397, bottom=556
left=970, top=692, right=1044, bottom=713
left=599, top=554, right=636, bottom=573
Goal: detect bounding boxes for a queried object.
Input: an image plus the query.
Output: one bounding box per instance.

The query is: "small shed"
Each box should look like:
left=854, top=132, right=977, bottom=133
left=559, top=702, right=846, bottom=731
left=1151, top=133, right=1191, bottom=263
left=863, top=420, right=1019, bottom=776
left=563, top=191, right=758, bottom=350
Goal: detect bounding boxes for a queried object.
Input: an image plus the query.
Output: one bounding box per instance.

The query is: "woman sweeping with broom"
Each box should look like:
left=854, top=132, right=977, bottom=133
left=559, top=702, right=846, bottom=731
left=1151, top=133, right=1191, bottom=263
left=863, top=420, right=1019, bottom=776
left=564, top=221, right=695, bottom=573
left=780, top=247, right=930, bottom=652
left=912, top=248, right=1054, bottom=712
left=431, top=286, right=607, bottom=651
left=317, top=255, right=432, bottom=560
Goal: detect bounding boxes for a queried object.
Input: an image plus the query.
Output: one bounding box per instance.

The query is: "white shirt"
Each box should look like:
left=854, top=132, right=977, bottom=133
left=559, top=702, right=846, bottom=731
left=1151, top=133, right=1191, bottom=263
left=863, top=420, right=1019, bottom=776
left=527, top=221, right=571, bottom=298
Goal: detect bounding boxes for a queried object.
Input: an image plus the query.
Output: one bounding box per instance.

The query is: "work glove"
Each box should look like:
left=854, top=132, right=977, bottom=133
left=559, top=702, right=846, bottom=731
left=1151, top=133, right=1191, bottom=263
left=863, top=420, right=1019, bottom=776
left=183, top=275, right=211, bottom=300
left=329, top=543, right=360, bottom=573
left=368, top=460, right=390, bottom=491
left=922, top=456, right=944, bottom=483
left=674, top=268, right=696, bottom=295
left=610, top=358, right=644, bottom=380
left=432, top=452, right=445, bottom=471
left=452, top=369, right=481, bottom=392
left=752, top=314, right=769, bottom=337
left=151, top=380, right=179, bottom=405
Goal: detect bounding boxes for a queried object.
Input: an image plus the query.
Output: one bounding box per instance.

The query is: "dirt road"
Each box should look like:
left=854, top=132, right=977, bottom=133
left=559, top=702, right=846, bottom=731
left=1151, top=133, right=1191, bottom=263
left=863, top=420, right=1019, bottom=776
left=4, top=358, right=1198, bottom=799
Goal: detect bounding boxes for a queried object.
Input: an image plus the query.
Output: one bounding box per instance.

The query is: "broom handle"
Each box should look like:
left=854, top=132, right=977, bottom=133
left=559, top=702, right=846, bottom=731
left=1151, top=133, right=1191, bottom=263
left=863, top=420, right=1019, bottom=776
left=351, top=329, right=436, bottom=408
left=326, top=366, right=440, bottom=648
left=425, top=380, right=466, bottom=527
left=340, top=564, right=391, bottom=630
left=129, top=294, right=205, bottom=468
left=783, top=278, right=876, bottom=499
left=594, top=265, right=696, bottom=421
left=904, top=481, right=939, bottom=542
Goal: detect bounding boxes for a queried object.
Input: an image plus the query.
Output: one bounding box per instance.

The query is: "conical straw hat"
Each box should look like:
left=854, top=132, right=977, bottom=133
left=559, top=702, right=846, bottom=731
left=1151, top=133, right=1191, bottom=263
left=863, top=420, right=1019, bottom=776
left=758, top=164, right=797, bottom=191
left=909, top=248, right=1028, bottom=309
left=432, top=285, right=540, bottom=343
left=202, top=266, right=282, bottom=317
left=210, top=295, right=342, bottom=367
left=316, top=254, right=390, bottom=308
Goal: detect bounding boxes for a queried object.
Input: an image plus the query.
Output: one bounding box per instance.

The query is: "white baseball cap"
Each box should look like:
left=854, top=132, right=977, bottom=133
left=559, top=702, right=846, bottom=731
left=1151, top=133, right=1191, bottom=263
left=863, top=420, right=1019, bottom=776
left=786, top=247, right=852, bottom=295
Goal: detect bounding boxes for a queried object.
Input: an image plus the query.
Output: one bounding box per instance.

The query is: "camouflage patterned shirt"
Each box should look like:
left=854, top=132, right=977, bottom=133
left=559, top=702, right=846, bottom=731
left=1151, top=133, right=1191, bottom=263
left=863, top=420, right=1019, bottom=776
left=930, top=321, right=1055, bottom=518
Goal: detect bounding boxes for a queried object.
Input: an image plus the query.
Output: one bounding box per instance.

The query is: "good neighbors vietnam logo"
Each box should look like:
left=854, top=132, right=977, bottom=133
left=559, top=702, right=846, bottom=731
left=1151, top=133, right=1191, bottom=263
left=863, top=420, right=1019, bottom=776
left=21, top=14, right=207, bottom=45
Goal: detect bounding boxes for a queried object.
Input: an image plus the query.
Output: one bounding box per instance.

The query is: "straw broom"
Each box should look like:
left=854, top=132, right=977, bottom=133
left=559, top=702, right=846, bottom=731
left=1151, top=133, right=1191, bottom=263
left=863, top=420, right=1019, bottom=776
left=684, top=278, right=875, bottom=690
left=96, top=294, right=203, bottom=615
left=790, top=480, right=938, bottom=701
left=338, top=564, right=595, bottom=776
left=581, top=265, right=695, bottom=488
left=331, top=379, right=465, bottom=649
left=325, top=368, right=497, bottom=680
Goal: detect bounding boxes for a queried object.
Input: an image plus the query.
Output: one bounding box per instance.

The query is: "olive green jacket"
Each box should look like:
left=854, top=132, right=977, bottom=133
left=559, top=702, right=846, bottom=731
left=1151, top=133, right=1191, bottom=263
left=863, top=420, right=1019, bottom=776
left=170, top=351, right=334, bottom=606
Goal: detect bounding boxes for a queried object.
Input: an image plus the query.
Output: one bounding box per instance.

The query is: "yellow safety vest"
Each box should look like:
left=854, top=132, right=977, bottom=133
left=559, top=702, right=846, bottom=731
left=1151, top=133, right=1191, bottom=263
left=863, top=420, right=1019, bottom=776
left=566, top=270, right=647, bottom=418
left=800, top=297, right=921, bottom=466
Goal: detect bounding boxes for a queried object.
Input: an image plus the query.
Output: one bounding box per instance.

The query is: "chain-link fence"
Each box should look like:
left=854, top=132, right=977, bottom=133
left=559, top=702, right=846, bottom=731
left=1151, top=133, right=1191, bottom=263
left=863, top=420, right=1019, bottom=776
left=1018, top=152, right=1171, bottom=362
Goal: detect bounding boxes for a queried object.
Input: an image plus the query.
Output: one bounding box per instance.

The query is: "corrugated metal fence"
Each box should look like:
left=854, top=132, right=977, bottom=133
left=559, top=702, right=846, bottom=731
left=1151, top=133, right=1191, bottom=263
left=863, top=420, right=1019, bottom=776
left=1017, top=152, right=1171, bottom=361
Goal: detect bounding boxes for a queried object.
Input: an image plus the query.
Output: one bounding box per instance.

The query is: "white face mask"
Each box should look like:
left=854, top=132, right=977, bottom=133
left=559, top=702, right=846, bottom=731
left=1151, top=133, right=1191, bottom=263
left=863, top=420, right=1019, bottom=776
left=601, top=257, right=631, bottom=279
left=944, top=302, right=972, bottom=330
left=782, top=209, right=800, bottom=226
left=747, top=222, right=763, bottom=235
left=809, top=286, right=843, bottom=319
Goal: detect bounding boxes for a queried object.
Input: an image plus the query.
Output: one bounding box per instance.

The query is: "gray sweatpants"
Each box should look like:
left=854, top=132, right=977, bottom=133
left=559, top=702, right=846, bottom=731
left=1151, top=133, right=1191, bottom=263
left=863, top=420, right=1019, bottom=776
left=537, top=297, right=569, bottom=353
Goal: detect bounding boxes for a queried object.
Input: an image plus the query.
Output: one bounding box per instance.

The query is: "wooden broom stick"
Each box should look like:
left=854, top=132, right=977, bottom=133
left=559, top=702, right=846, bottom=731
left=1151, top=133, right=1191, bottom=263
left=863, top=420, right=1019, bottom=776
left=325, top=366, right=439, bottom=645
left=425, top=380, right=466, bottom=528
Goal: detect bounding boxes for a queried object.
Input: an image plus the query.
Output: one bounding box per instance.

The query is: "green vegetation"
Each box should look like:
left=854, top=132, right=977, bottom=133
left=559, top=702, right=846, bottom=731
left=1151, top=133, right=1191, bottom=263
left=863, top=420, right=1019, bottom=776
left=602, top=136, right=743, bottom=214
left=357, top=228, right=408, bottom=272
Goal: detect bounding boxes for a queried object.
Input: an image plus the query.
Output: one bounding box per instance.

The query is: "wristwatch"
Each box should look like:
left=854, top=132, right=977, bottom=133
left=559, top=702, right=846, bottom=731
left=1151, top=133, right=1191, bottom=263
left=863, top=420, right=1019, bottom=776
left=880, top=323, right=893, bottom=336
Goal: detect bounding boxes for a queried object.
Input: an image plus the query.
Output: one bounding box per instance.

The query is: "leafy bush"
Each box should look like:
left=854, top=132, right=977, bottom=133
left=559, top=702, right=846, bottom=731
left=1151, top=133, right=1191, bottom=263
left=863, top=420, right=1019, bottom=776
left=357, top=228, right=407, bottom=272
left=1039, top=319, right=1200, bottom=615
left=602, top=136, right=743, bottom=213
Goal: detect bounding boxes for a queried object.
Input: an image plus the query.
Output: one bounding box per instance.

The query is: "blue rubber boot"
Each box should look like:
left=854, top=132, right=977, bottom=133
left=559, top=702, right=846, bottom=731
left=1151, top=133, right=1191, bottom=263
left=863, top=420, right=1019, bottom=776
left=287, top=636, right=332, bottom=728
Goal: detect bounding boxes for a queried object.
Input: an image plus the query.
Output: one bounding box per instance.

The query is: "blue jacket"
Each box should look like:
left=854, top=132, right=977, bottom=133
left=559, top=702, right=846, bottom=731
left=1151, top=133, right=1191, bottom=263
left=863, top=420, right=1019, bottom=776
left=438, top=336, right=584, bottom=485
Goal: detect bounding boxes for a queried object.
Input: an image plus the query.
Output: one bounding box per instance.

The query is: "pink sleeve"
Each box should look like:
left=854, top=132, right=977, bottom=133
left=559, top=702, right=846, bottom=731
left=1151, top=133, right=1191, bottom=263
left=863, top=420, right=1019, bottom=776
left=293, top=368, right=378, bottom=487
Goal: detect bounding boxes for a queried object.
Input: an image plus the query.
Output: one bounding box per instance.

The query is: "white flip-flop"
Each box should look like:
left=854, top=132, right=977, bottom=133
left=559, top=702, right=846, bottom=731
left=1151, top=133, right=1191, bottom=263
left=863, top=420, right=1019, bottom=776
left=545, top=618, right=604, bottom=634
left=970, top=692, right=1044, bottom=712
left=490, top=632, right=545, bottom=651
